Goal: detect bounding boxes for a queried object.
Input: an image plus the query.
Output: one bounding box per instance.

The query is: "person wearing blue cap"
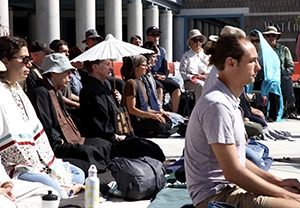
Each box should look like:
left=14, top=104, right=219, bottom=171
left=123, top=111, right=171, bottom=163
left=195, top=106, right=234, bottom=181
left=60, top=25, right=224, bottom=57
left=27, top=53, right=115, bottom=177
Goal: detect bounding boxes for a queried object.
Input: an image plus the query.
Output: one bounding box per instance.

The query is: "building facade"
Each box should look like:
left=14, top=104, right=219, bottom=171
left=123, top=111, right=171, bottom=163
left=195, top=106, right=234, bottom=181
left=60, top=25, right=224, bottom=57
left=0, top=0, right=299, bottom=62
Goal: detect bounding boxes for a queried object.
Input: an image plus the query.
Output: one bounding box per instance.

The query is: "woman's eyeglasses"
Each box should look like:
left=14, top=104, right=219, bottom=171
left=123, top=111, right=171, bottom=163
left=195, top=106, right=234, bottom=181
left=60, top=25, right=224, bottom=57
left=192, top=38, right=204, bottom=43
left=251, top=39, right=260, bottom=44
left=11, top=56, right=32, bottom=64
left=265, top=34, right=277, bottom=38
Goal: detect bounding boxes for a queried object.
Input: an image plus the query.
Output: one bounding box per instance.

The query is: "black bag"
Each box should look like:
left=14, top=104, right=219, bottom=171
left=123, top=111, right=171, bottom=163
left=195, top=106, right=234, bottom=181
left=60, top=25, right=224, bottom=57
left=108, top=156, right=166, bottom=201
left=114, top=136, right=166, bottom=162
left=114, top=106, right=134, bottom=135
left=106, top=95, right=134, bottom=136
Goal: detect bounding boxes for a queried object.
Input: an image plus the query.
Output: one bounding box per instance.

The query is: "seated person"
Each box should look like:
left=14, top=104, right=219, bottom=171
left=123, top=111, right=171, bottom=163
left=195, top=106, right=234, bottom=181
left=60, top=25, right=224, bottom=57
left=122, top=54, right=172, bottom=137
left=185, top=34, right=300, bottom=208
left=79, top=57, right=166, bottom=162
left=27, top=53, right=114, bottom=176
left=49, top=39, right=80, bottom=109
left=180, top=29, right=212, bottom=102
left=0, top=158, right=59, bottom=208
left=0, top=37, right=84, bottom=197
left=146, top=26, right=181, bottom=113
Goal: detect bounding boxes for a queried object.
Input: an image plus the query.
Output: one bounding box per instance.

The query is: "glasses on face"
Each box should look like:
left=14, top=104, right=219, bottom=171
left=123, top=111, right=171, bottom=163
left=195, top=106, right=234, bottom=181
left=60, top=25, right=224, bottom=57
left=192, top=38, right=204, bottom=43
left=251, top=39, right=260, bottom=44
left=265, top=34, right=277, bottom=38
left=150, top=33, right=160, bottom=37
left=11, top=56, right=32, bottom=64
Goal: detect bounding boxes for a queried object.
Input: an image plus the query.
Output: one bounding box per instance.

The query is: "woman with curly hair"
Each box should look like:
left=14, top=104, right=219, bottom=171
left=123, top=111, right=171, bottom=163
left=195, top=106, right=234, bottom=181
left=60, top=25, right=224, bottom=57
left=0, top=36, right=84, bottom=198
left=122, top=54, right=172, bottom=137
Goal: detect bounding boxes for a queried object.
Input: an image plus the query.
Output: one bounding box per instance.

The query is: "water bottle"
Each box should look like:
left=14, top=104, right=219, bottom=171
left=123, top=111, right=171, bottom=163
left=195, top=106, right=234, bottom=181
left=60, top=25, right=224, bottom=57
left=85, top=164, right=100, bottom=208
left=41, top=190, right=59, bottom=208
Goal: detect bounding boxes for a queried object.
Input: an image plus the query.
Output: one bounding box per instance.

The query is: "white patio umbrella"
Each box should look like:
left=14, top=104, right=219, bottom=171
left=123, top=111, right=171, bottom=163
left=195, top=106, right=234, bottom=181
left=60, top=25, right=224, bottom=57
left=71, top=34, right=154, bottom=89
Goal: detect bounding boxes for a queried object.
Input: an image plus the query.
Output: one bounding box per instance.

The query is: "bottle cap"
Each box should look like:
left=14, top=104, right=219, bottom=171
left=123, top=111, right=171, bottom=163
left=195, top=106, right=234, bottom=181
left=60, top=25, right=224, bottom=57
left=42, top=190, right=58, bottom=201
left=88, top=164, right=98, bottom=177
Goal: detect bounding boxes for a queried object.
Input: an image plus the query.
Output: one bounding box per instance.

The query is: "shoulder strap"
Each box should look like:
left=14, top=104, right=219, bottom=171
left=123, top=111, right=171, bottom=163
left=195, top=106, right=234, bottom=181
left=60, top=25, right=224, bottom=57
left=41, top=78, right=84, bottom=145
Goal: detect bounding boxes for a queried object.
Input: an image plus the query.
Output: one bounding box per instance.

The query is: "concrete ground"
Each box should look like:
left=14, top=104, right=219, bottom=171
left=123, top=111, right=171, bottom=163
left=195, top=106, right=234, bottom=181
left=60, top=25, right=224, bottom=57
left=63, top=118, right=300, bottom=207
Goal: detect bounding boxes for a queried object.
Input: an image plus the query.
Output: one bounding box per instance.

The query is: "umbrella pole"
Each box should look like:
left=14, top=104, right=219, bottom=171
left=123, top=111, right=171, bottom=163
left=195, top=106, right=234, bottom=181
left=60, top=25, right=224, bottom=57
left=112, top=60, right=116, bottom=90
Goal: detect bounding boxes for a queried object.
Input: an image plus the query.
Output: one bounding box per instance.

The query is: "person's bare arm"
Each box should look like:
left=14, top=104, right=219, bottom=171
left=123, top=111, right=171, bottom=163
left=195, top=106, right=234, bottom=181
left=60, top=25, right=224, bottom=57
left=211, top=143, right=300, bottom=200
left=250, top=107, right=265, bottom=120
left=62, top=96, right=80, bottom=108
left=126, top=95, right=165, bottom=123
left=71, top=93, right=79, bottom=102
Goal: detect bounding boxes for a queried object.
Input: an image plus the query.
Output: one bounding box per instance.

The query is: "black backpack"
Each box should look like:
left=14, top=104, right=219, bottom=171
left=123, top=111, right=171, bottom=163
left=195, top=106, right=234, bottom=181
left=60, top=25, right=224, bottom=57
left=108, top=156, right=166, bottom=201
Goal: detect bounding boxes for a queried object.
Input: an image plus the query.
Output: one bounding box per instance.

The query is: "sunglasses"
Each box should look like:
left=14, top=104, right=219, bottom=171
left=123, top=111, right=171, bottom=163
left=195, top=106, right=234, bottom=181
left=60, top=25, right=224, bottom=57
left=251, top=39, right=260, bottom=43
left=192, top=38, right=204, bottom=43
left=265, top=34, right=277, bottom=38
left=150, top=33, right=160, bottom=37
left=11, top=56, right=32, bottom=64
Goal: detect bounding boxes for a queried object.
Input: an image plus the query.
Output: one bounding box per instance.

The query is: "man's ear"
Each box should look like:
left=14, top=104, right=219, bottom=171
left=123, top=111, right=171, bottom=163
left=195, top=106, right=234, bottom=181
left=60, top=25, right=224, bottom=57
left=225, top=57, right=236, bottom=69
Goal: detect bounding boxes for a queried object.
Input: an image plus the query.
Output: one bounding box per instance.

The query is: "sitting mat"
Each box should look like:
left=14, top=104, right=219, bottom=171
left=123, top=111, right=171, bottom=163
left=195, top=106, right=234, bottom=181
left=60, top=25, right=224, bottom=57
left=147, top=187, right=193, bottom=208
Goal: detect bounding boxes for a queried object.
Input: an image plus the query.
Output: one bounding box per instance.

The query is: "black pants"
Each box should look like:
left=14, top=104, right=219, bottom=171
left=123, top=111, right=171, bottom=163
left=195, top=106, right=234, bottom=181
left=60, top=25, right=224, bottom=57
left=53, top=137, right=113, bottom=174
left=131, top=115, right=172, bottom=137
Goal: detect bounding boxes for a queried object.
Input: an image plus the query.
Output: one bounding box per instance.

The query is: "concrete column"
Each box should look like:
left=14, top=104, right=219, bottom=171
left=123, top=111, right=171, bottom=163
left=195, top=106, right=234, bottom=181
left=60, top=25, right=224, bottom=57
left=36, top=0, right=60, bottom=44
left=127, top=0, right=143, bottom=42
left=105, top=0, right=122, bottom=41
left=9, top=8, right=13, bottom=35
left=27, top=12, right=37, bottom=43
left=75, top=0, right=96, bottom=48
left=203, top=22, right=209, bottom=41
left=173, top=16, right=185, bottom=62
left=160, top=10, right=173, bottom=61
left=0, top=0, right=9, bottom=35
left=209, top=24, right=215, bottom=36
left=144, top=5, right=159, bottom=31
left=195, top=20, right=202, bottom=32
left=188, top=18, right=194, bottom=31
left=215, top=26, right=220, bottom=36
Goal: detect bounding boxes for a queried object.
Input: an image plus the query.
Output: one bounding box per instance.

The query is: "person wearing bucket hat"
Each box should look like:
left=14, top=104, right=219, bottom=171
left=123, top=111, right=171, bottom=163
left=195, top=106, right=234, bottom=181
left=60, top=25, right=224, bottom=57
left=27, top=53, right=115, bottom=177
left=263, top=26, right=297, bottom=119
left=82, top=29, right=103, bottom=50
left=179, top=29, right=211, bottom=102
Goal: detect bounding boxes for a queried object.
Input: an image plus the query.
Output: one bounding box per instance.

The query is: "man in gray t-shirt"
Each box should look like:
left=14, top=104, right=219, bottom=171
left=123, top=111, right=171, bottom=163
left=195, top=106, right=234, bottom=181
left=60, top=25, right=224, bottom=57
left=185, top=34, right=300, bottom=208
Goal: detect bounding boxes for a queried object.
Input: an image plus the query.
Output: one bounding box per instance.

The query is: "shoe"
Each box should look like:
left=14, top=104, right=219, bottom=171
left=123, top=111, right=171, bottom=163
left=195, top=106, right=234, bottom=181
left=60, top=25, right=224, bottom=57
left=267, top=117, right=275, bottom=122
left=288, top=107, right=297, bottom=119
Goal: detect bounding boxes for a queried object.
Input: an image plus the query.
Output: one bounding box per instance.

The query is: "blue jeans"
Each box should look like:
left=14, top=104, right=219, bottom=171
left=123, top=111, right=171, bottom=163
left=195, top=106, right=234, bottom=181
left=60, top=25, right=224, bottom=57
left=18, top=162, right=85, bottom=194
left=246, top=145, right=263, bottom=168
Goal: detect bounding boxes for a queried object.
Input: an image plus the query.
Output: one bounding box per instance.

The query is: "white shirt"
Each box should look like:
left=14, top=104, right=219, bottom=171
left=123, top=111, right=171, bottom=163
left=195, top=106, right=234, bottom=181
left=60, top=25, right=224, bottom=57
left=179, top=49, right=212, bottom=81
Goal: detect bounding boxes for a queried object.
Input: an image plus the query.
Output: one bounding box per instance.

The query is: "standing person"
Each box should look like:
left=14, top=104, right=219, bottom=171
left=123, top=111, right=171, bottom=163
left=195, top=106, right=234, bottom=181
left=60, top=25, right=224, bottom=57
left=185, top=34, right=300, bottom=208
left=129, top=35, right=142, bottom=46
left=0, top=36, right=84, bottom=198
left=146, top=26, right=181, bottom=112
left=263, top=26, right=297, bottom=119
left=179, top=29, right=212, bottom=102
left=82, top=29, right=125, bottom=95
left=25, top=40, right=53, bottom=92
left=27, top=53, right=114, bottom=176
left=249, top=30, right=284, bottom=122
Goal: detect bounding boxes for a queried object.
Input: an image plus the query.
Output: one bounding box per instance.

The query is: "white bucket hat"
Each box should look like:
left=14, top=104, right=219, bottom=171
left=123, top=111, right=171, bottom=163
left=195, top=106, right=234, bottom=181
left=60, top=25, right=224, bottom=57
left=208, top=25, right=246, bottom=42
left=186, top=29, right=207, bottom=47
